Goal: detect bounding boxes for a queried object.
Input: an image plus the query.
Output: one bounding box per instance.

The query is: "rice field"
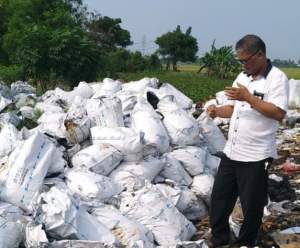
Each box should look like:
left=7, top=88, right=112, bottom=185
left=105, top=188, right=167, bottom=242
left=120, top=65, right=300, bottom=102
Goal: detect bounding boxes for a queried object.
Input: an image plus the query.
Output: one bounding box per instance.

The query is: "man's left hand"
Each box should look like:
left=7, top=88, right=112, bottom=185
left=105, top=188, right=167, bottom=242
left=224, top=83, right=251, bottom=102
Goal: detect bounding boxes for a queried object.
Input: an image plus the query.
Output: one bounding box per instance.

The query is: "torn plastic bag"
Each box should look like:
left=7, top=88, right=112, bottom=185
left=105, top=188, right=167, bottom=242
left=197, top=112, right=226, bottom=154
left=109, top=157, right=164, bottom=191
left=86, top=97, right=124, bottom=127
left=64, top=96, right=91, bottom=144
left=159, top=154, right=193, bottom=186
left=191, top=174, right=215, bottom=206
left=38, top=186, right=119, bottom=245
left=65, top=169, right=124, bottom=202
left=0, top=132, right=61, bottom=213
left=168, top=146, right=206, bottom=176
left=71, top=144, right=123, bottom=175
left=158, top=96, right=200, bottom=146
left=131, top=97, right=170, bottom=154
left=91, top=126, right=144, bottom=161
left=0, top=202, right=25, bottom=248
left=120, top=183, right=196, bottom=246
left=91, top=204, right=155, bottom=247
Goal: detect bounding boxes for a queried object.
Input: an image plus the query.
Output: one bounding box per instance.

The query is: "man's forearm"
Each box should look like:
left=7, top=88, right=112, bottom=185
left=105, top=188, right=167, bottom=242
left=247, top=95, right=285, bottom=122
left=216, top=105, right=234, bottom=118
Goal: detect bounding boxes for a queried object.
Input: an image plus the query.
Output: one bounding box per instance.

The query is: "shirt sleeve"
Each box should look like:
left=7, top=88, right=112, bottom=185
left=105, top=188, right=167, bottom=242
left=266, top=72, right=289, bottom=112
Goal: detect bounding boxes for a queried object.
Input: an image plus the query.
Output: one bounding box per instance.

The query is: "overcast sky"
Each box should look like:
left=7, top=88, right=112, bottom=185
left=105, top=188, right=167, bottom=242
left=84, top=0, right=299, bottom=61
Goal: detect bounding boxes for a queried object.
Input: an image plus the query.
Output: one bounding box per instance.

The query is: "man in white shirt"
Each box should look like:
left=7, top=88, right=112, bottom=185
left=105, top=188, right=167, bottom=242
left=207, top=34, right=289, bottom=247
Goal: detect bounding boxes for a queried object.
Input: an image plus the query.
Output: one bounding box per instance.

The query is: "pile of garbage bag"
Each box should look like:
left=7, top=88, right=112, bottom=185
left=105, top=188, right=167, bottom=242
left=0, top=78, right=225, bottom=248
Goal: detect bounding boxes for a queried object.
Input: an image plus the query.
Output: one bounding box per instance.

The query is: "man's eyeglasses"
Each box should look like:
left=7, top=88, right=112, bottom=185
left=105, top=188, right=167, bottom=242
left=237, top=50, right=259, bottom=65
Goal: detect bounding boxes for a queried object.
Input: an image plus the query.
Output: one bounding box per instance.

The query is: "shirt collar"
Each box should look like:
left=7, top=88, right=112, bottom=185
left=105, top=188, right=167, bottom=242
left=243, top=59, right=273, bottom=78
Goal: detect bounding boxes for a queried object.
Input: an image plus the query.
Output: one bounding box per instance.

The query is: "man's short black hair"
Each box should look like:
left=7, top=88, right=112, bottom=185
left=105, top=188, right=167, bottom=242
left=235, top=34, right=266, bottom=55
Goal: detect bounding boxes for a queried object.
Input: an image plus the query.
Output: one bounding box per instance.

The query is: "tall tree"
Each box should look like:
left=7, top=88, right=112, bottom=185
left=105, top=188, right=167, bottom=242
left=155, top=25, right=198, bottom=71
left=87, top=14, right=132, bottom=51
left=2, top=0, right=101, bottom=88
left=0, top=0, right=9, bottom=64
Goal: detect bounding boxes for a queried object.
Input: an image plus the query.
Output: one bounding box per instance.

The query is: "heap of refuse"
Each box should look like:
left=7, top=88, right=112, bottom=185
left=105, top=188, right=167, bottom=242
left=0, top=78, right=227, bottom=248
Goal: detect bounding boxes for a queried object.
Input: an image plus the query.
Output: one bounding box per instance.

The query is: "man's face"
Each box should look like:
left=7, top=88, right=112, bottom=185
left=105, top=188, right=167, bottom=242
left=236, top=49, right=264, bottom=76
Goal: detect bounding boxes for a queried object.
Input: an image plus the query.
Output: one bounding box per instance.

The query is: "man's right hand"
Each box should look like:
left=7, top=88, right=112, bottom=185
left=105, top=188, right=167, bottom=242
left=207, top=104, right=218, bottom=118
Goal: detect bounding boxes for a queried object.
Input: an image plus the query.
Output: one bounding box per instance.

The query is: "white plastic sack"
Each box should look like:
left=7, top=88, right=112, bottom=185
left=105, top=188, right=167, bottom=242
left=131, top=97, right=170, bottom=154
left=34, top=101, right=64, bottom=114
left=91, top=126, right=144, bottom=160
left=191, top=174, right=215, bottom=205
left=48, top=240, right=115, bottom=248
left=205, top=153, right=221, bottom=176
left=159, top=154, right=193, bottom=186
left=197, top=112, right=226, bottom=154
left=37, top=112, right=67, bottom=138
left=176, top=187, right=208, bottom=221
left=120, top=183, right=196, bottom=246
left=0, top=112, right=21, bottom=127
left=11, top=81, right=36, bottom=97
left=168, top=146, right=207, bottom=176
left=116, top=91, right=138, bottom=116
left=39, top=186, right=118, bottom=245
left=71, top=144, right=123, bottom=175
left=72, top=81, right=94, bottom=99
left=0, top=95, right=12, bottom=112
left=0, top=123, right=21, bottom=158
left=65, top=169, right=124, bottom=202
left=122, top=77, right=159, bottom=93
left=289, top=79, right=300, bottom=107
left=0, top=132, right=60, bottom=212
left=25, top=223, right=48, bottom=248
left=158, top=96, right=200, bottom=146
left=109, top=157, right=164, bottom=191
left=158, top=83, right=193, bottom=109
left=91, top=204, right=155, bottom=247
left=86, top=97, right=124, bottom=127
left=0, top=202, right=25, bottom=248
left=93, top=78, right=122, bottom=98
left=156, top=183, right=208, bottom=221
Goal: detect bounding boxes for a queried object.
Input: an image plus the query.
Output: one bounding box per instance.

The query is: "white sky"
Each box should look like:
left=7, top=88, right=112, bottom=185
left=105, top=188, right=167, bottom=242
left=84, top=0, right=300, bottom=61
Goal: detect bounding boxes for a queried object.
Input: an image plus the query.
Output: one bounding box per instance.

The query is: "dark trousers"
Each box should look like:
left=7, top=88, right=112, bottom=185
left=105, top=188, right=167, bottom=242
left=209, top=155, right=271, bottom=246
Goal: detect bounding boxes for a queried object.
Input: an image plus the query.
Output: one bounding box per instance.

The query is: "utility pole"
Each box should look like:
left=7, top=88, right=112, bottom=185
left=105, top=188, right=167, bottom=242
left=142, top=35, right=146, bottom=55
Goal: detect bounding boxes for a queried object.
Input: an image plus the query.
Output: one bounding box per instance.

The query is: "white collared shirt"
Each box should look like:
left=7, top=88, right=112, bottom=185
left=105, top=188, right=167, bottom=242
left=223, top=66, right=289, bottom=162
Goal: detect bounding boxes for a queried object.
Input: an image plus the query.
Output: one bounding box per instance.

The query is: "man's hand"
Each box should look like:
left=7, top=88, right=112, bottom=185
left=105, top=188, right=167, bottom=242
left=207, top=104, right=217, bottom=118
left=224, top=83, right=251, bottom=102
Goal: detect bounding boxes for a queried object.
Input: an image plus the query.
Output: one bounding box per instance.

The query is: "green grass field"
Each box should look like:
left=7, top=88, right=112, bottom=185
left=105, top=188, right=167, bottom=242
left=178, top=64, right=300, bottom=79
left=120, top=71, right=232, bottom=102
left=120, top=65, right=300, bottom=102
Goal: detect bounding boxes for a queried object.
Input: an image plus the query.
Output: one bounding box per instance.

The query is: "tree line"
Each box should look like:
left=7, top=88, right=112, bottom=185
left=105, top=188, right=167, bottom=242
left=1, top=0, right=293, bottom=90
